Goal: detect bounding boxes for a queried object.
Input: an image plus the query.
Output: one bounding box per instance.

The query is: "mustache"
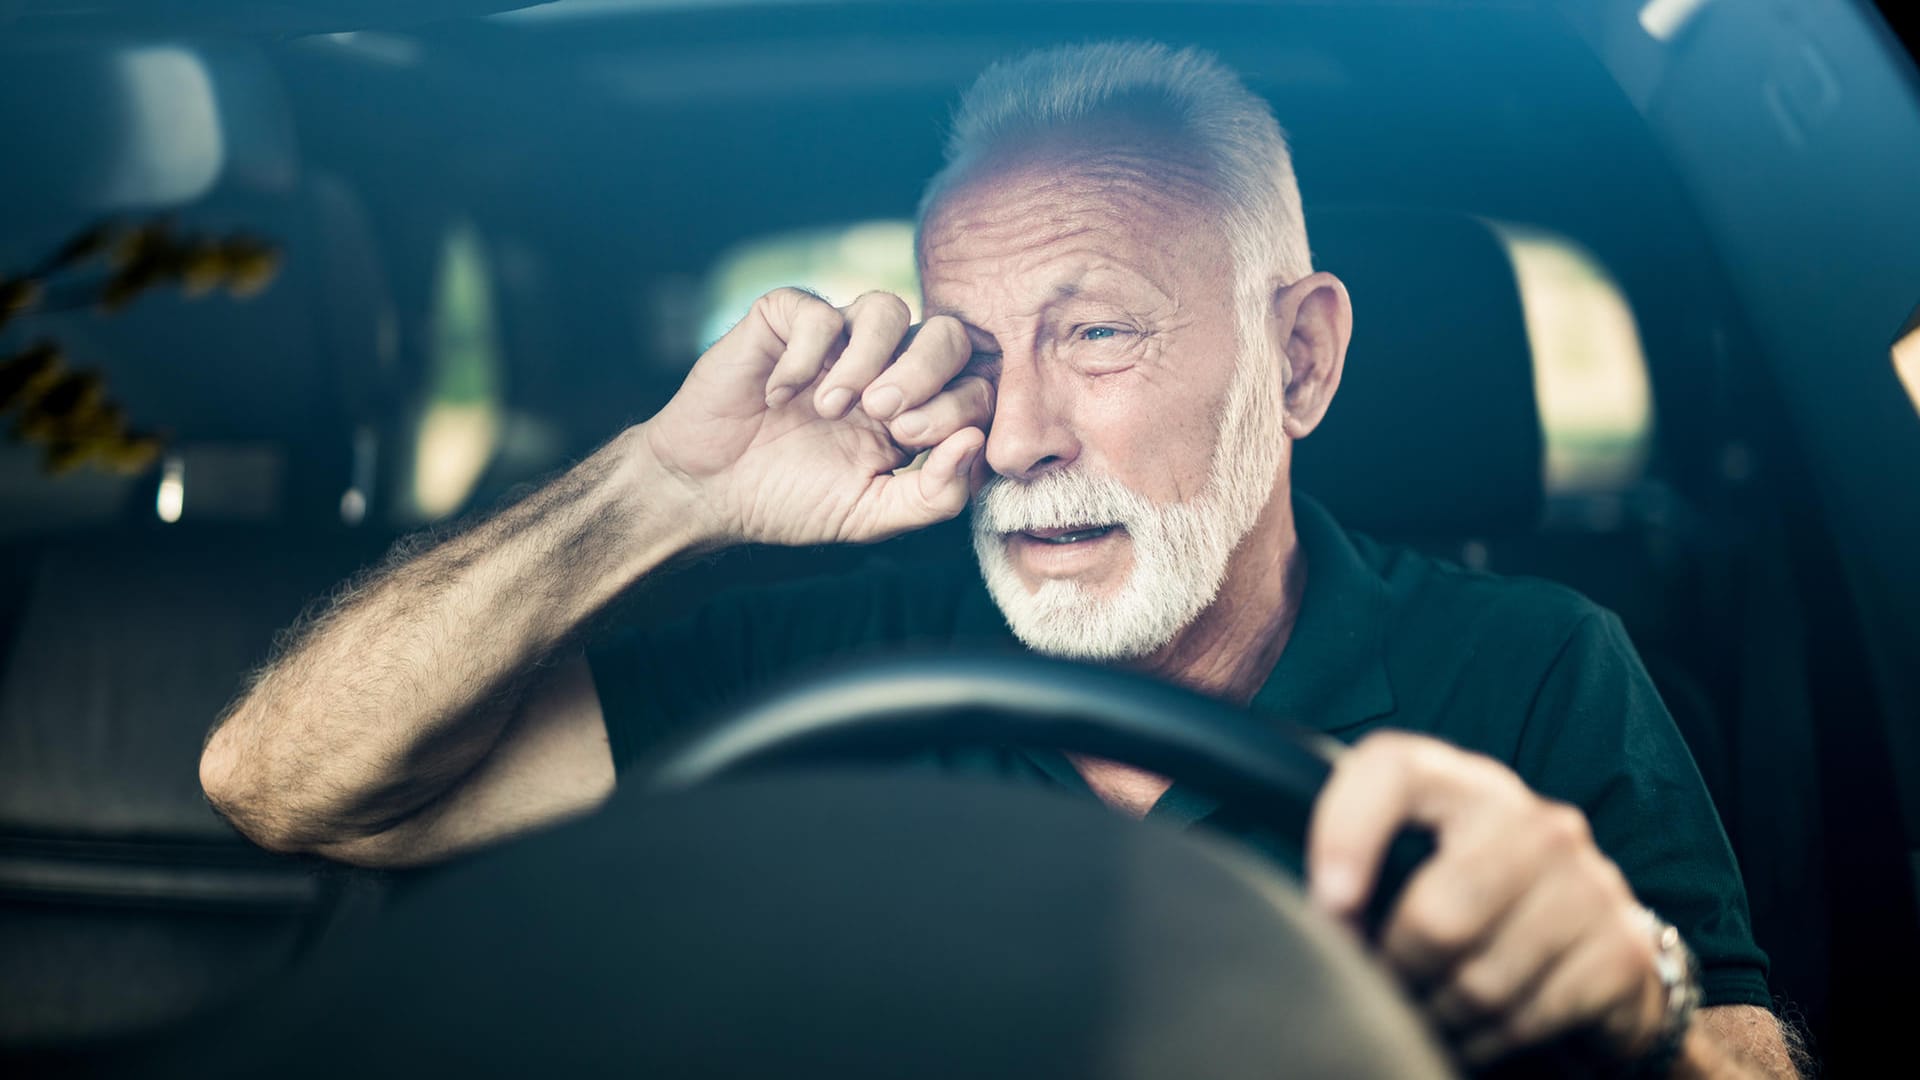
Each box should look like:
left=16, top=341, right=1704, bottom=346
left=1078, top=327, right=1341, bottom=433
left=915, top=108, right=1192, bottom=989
left=971, top=468, right=1153, bottom=534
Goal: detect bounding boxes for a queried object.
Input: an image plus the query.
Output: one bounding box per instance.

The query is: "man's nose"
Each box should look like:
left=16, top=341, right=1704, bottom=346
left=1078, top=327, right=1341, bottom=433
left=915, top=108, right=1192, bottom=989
left=983, top=356, right=1080, bottom=481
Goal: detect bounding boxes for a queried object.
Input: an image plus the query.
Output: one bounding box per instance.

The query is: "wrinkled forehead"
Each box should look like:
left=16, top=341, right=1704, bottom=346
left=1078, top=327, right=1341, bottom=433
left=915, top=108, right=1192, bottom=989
left=919, top=122, right=1220, bottom=249
left=916, top=148, right=1230, bottom=313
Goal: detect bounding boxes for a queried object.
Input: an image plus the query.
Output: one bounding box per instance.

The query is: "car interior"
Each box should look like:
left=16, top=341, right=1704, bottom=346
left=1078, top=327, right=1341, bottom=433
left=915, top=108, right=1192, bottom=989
left=3, top=0, right=1919, bottom=1075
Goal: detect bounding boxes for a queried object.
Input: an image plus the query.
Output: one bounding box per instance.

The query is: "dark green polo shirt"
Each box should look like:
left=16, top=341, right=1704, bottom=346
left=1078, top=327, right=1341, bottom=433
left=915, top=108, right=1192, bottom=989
left=589, top=495, right=1771, bottom=1009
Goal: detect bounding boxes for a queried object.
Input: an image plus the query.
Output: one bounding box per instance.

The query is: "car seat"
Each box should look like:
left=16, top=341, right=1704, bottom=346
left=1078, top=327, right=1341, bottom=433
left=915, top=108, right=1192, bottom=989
left=1298, top=204, right=1816, bottom=1029
left=0, top=169, right=400, bottom=1051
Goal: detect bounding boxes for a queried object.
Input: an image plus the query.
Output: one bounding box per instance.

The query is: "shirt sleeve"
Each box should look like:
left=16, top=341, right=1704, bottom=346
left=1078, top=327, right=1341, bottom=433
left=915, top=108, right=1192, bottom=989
left=1514, top=611, right=1773, bottom=1010
left=586, top=586, right=773, bottom=778
left=585, top=562, right=993, bottom=778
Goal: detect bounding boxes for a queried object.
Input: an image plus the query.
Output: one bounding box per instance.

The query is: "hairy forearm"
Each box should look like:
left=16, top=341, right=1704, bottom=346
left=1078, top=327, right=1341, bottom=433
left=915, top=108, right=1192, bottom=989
left=1673, top=1006, right=1808, bottom=1079
left=201, top=425, right=704, bottom=852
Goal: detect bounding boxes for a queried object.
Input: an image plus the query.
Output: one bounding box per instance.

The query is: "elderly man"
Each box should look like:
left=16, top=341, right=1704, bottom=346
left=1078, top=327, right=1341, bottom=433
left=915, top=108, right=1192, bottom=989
left=201, top=42, right=1801, bottom=1077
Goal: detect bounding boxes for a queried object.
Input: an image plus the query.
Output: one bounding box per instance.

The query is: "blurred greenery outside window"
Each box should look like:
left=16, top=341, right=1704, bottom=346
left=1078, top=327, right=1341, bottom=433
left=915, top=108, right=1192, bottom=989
left=698, top=220, right=921, bottom=348
left=696, top=218, right=1653, bottom=496
left=410, top=219, right=505, bottom=521
left=1491, top=223, right=1654, bottom=494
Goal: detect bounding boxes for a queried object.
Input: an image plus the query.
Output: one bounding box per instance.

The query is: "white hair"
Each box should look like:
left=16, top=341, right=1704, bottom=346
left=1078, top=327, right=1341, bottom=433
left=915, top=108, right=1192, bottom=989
left=918, top=40, right=1313, bottom=382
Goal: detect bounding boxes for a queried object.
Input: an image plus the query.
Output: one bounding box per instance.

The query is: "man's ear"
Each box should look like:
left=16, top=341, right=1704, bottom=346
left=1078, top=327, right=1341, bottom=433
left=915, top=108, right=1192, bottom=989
left=1267, top=271, right=1353, bottom=440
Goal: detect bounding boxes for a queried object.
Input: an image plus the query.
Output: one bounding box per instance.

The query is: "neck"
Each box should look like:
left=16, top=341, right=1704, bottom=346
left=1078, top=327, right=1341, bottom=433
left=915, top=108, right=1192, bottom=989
left=1129, top=487, right=1307, bottom=705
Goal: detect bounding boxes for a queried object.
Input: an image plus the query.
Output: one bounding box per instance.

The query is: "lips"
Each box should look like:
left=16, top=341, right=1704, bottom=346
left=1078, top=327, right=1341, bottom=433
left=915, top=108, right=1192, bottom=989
left=1019, top=524, right=1118, bottom=545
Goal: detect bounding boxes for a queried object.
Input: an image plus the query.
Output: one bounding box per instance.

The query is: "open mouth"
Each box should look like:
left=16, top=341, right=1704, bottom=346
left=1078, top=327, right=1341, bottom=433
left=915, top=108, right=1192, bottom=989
left=1019, top=524, right=1119, bottom=545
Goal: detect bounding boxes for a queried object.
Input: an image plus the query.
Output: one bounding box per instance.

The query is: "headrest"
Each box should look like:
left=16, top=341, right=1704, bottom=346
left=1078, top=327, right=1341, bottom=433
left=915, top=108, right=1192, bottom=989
left=1292, top=207, right=1543, bottom=537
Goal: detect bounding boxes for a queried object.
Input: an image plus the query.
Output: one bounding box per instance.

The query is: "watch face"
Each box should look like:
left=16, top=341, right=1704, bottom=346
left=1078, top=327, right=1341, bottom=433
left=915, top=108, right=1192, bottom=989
left=1643, top=911, right=1701, bottom=1028
left=1654, top=923, right=1685, bottom=982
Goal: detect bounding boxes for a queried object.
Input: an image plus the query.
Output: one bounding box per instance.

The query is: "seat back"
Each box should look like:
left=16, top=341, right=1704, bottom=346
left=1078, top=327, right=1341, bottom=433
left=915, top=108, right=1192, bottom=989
left=0, top=526, right=391, bottom=1048
left=1296, top=206, right=1543, bottom=538
left=1298, top=205, right=1736, bottom=827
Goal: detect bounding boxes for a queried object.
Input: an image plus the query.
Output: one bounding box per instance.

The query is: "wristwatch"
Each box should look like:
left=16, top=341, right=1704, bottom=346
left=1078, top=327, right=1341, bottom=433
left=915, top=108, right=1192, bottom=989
left=1632, top=905, right=1702, bottom=1076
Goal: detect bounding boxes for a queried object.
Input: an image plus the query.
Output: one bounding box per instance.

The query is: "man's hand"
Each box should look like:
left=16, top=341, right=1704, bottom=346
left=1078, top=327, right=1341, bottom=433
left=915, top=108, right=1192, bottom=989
left=1306, top=732, right=1667, bottom=1067
left=644, top=288, right=992, bottom=546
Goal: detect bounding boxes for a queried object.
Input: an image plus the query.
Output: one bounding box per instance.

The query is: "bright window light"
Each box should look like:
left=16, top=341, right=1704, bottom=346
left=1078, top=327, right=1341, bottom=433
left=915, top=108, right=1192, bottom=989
left=156, top=454, right=185, bottom=523
left=315, top=32, right=421, bottom=68
left=1491, top=224, right=1655, bottom=494
left=107, top=47, right=224, bottom=207
left=410, top=221, right=504, bottom=520
left=697, top=220, right=920, bottom=352
left=1893, top=312, right=1920, bottom=420
left=493, top=1, right=781, bottom=23
left=695, top=217, right=1658, bottom=496
left=339, top=487, right=368, bottom=525
left=1639, top=0, right=1713, bottom=43
left=341, top=424, right=377, bottom=525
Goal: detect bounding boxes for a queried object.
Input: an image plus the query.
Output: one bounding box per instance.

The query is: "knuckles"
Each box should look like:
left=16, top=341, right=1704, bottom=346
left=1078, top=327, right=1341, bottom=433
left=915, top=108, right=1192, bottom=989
left=847, top=290, right=911, bottom=330
left=1535, top=801, right=1593, bottom=855
left=1338, top=731, right=1422, bottom=787
left=1335, top=732, right=1655, bottom=1061
left=758, top=287, right=845, bottom=336
left=759, top=285, right=830, bottom=313
left=1601, top=923, right=1653, bottom=984
left=1448, top=960, right=1513, bottom=1019
left=1347, top=732, right=1555, bottom=825
left=1396, top=894, right=1485, bottom=961
left=796, top=302, right=846, bottom=338
left=920, top=314, right=971, bottom=358
left=1347, top=729, right=1467, bottom=781
left=884, top=376, right=995, bottom=447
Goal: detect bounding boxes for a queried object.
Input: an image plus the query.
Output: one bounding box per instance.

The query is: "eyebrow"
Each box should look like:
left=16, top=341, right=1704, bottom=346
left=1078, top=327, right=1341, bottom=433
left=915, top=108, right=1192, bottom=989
left=924, top=281, right=1084, bottom=342
left=922, top=308, right=1002, bottom=359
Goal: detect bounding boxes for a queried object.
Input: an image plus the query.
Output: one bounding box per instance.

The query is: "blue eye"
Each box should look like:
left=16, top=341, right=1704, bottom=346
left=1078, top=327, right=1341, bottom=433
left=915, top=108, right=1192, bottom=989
left=1081, top=326, right=1119, bottom=341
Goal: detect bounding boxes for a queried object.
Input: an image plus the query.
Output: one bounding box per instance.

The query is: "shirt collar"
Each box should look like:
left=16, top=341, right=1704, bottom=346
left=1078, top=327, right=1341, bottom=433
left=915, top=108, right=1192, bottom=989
left=1248, top=493, right=1397, bottom=735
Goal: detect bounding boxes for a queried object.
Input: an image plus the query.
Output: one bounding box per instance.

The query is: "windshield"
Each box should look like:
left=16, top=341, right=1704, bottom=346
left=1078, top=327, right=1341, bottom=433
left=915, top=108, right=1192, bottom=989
left=3, top=3, right=1918, bottom=1075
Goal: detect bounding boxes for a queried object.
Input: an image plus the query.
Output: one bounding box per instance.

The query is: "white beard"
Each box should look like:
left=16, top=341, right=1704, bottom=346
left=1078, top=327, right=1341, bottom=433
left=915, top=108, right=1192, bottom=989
left=970, top=332, right=1286, bottom=661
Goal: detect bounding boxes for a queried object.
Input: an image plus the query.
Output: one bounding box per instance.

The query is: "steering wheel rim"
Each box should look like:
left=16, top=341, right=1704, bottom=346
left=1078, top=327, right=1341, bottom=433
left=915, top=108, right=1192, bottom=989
left=642, top=651, right=1431, bottom=936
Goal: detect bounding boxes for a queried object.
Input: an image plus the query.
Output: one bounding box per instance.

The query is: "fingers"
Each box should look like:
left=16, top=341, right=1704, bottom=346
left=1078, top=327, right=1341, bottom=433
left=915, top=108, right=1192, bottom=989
left=750, top=293, right=970, bottom=430
left=860, top=315, right=973, bottom=423
left=1455, top=907, right=1661, bottom=1066
left=754, top=288, right=849, bottom=408
left=856, top=426, right=986, bottom=540
left=1306, top=739, right=1418, bottom=920
left=1315, top=734, right=1662, bottom=1068
left=886, top=375, right=995, bottom=451
left=1307, top=732, right=1527, bottom=921
left=1380, top=798, right=1586, bottom=983
left=1419, top=851, right=1593, bottom=1031
left=811, top=292, right=912, bottom=418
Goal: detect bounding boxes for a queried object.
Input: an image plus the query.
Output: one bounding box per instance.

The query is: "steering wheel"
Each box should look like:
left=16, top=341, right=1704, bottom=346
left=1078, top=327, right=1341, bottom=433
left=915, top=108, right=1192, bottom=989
left=112, top=653, right=1450, bottom=1080
left=642, top=651, right=1433, bottom=938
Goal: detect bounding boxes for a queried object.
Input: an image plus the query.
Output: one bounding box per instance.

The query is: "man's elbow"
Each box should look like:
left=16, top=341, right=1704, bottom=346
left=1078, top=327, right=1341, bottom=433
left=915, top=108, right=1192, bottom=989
left=199, top=719, right=305, bottom=855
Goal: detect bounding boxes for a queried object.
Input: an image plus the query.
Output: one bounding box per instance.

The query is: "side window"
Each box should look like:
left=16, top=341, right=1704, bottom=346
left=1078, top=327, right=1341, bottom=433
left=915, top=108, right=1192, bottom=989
left=696, top=220, right=919, bottom=351
left=1490, top=224, right=1655, bottom=495
left=405, top=218, right=505, bottom=522
left=1894, top=302, right=1920, bottom=420
left=689, top=216, right=1660, bottom=501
